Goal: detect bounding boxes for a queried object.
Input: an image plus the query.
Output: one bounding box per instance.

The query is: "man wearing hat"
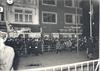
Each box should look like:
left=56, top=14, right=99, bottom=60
left=0, top=31, right=15, bottom=71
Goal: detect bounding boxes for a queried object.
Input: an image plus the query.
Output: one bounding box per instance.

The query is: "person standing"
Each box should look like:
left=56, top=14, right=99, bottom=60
left=0, top=31, right=15, bottom=71
left=86, top=37, right=94, bottom=59
left=56, top=41, right=62, bottom=54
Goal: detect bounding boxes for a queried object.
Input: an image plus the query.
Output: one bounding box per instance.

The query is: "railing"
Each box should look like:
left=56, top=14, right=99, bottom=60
left=19, top=59, right=99, bottom=71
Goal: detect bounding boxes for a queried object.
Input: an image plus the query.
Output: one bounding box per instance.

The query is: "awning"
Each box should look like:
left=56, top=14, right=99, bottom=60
left=11, top=24, right=40, bottom=32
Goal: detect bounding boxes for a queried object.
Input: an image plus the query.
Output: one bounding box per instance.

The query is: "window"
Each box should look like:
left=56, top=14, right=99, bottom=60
left=15, top=0, right=23, bottom=4
left=64, top=0, right=74, bottom=7
left=65, top=15, right=73, bottom=23
left=15, top=14, right=18, bottom=22
left=25, top=10, right=32, bottom=13
left=75, top=15, right=82, bottom=24
left=80, top=16, right=83, bottom=24
left=19, top=14, right=23, bottom=22
left=15, top=9, right=22, bottom=13
left=34, top=0, right=38, bottom=5
left=65, top=13, right=75, bottom=24
left=15, top=9, right=23, bottom=22
left=14, top=9, right=33, bottom=23
left=29, top=15, right=32, bottom=22
left=24, top=0, right=37, bottom=5
left=25, top=10, right=32, bottom=22
left=0, top=13, right=4, bottom=21
left=75, top=15, right=78, bottom=24
left=25, top=15, right=28, bottom=22
left=42, top=0, right=57, bottom=6
left=27, top=0, right=34, bottom=4
left=42, top=11, right=57, bottom=24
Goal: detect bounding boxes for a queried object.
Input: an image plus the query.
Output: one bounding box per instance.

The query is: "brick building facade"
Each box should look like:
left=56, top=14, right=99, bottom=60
left=39, top=0, right=83, bottom=38
left=0, top=0, right=83, bottom=38
left=0, top=0, right=39, bottom=37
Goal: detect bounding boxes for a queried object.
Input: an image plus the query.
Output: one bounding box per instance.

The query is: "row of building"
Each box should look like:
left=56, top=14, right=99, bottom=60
left=0, top=0, right=83, bottom=38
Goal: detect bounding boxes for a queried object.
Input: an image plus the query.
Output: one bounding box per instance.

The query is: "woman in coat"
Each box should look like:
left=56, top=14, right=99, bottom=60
left=0, top=31, right=15, bottom=71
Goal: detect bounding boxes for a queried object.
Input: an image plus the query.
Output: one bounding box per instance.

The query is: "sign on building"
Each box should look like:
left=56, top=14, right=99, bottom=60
left=0, top=7, right=3, bottom=12
left=7, top=0, right=13, bottom=5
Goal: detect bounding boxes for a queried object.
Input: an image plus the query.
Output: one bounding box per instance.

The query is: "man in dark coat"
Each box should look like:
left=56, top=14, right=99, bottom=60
left=86, top=37, right=94, bottom=59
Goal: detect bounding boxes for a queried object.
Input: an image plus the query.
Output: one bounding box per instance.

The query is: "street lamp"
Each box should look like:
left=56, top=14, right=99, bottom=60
left=89, top=0, right=93, bottom=38
left=75, top=0, right=79, bottom=53
left=40, top=27, right=44, bottom=53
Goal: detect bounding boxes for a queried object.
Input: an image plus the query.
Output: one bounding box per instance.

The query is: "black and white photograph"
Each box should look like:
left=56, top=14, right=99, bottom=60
left=0, top=0, right=99, bottom=71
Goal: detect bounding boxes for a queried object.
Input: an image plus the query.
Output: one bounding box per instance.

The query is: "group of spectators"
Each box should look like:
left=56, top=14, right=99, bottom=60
left=4, top=35, right=84, bottom=55
left=5, top=36, right=76, bottom=55
left=4, top=34, right=99, bottom=59
left=5, top=35, right=42, bottom=56
left=0, top=31, right=99, bottom=71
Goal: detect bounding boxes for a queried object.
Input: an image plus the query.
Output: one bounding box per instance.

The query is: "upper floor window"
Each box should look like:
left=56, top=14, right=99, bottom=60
left=32, top=0, right=37, bottom=5
left=15, top=9, right=23, bottom=13
left=25, top=10, right=33, bottom=22
left=26, top=0, right=37, bottom=5
left=0, top=13, right=4, bottom=21
left=14, top=9, right=33, bottom=23
left=66, top=15, right=73, bottom=23
left=75, top=15, right=82, bottom=24
left=15, top=0, right=23, bottom=4
left=42, top=11, right=57, bottom=24
left=64, top=13, right=75, bottom=24
left=15, top=9, right=23, bottom=22
left=15, top=0, right=37, bottom=5
left=80, top=16, right=83, bottom=24
left=64, top=0, right=74, bottom=7
left=42, top=0, right=57, bottom=6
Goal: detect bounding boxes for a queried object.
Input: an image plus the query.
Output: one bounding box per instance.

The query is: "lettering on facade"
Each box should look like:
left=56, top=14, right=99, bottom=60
left=0, top=7, right=3, bottom=12
left=7, top=0, right=14, bottom=5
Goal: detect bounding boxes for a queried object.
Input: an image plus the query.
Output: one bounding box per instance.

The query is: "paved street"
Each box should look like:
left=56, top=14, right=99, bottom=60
left=18, top=50, right=89, bottom=70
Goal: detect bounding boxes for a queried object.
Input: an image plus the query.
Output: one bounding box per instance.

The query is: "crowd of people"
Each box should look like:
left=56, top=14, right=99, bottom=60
left=4, top=34, right=94, bottom=56
left=0, top=31, right=99, bottom=71
left=5, top=35, right=78, bottom=55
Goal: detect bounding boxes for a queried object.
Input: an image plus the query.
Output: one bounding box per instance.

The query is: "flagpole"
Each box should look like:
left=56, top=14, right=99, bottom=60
left=90, top=0, right=92, bottom=38
left=76, top=0, right=79, bottom=53
left=40, top=27, right=44, bottom=53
